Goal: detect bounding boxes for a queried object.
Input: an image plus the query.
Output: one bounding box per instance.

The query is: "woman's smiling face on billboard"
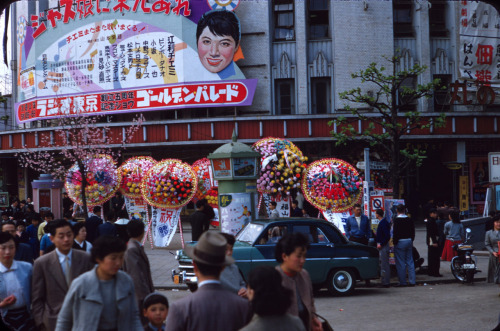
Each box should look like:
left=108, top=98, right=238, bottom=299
left=197, top=27, right=237, bottom=73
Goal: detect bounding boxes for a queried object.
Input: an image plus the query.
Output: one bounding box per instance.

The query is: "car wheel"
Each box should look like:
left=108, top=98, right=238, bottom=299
left=327, top=269, right=355, bottom=296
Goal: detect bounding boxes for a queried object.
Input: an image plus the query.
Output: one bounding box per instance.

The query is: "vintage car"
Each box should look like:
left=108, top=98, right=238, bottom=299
left=172, top=217, right=379, bottom=296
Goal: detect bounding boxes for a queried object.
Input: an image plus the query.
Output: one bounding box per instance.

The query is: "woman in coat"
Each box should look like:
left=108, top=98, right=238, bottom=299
left=275, top=233, right=322, bottom=331
left=240, top=265, right=305, bottom=331
left=0, top=232, right=36, bottom=330
left=55, top=236, right=142, bottom=331
left=485, top=215, right=500, bottom=284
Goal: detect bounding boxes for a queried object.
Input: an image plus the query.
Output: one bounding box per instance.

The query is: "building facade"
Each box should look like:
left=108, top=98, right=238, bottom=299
left=1, top=0, right=499, bottom=218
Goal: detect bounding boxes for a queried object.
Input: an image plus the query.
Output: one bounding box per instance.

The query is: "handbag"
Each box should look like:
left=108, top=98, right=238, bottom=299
left=315, top=313, right=334, bottom=331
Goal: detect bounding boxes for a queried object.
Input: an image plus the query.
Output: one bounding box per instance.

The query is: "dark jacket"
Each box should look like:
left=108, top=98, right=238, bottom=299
left=97, top=222, right=117, bottom=238
left=291, top=207, right=302, bottom=217
left=375, top=217, right=391, bottom=247
left=190, top=211, right=209, bottom=242
left=15, top=242, right=34, bottom=264
left=426, top=216, right=439, bottom=246
left=345, top=214, right=371, bottom=240
left=393, top=215, right=415, bottom=246
left=85, top=215, right=103, bottom=243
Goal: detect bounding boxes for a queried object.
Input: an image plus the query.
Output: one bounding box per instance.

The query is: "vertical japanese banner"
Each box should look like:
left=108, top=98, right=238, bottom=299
left=151, top=207, right=182, bottom=247
left=459, top=1, right=500, bottom=87
left=124, top=196, right=150, bottom=226
left=470, top=157, right=489, bottom=205
left=219, top=193, right=253, bottom=236
left=321, top=210, right=350, bottom=234
left=260, top=194, right=291, bottom=218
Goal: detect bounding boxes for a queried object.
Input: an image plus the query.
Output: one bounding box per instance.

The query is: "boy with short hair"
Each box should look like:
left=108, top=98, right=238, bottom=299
left=143, top=292, right=169, bottom=331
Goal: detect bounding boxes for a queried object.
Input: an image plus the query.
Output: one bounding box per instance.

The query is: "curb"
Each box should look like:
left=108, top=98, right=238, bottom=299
left=155, top=285, right=189, bottom=291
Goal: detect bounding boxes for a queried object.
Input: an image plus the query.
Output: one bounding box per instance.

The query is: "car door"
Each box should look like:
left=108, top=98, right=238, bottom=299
left=292, top=223, right=337, bottom=284
left=250, top=224, right=289, bottom=269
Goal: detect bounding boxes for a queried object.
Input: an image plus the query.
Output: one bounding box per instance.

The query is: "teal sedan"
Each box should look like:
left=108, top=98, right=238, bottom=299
left=172, top=217, right=380, bottom=296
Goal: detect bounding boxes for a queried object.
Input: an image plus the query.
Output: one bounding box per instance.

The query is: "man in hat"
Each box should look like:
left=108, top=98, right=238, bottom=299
left=165, top=232, right=250, bottom=331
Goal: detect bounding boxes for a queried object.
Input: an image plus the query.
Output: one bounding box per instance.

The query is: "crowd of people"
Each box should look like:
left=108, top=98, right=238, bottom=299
left=0, top=194, right=328, bottom=331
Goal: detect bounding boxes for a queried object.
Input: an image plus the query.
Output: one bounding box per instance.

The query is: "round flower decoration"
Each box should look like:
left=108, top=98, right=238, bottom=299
left=65, top=154, right=121, bottom=207
left=192, top=158, right=219, bottom=208
left=301, top=158, right=363, bottom=213
left=141, top=159, right=198, bottom=209
left=119, top=157, right=157, bottom=198
left=253, top=137, right=308, bottom=197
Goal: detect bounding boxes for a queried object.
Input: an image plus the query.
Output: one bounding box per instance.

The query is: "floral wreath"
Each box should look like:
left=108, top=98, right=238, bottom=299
left=141, top=159, right=198, bottom=209
left=252, top=137, right=308, bottom=197
left=301, top=158, right=363, bottom=212
left=119, top=156, right=157, bottom=198
left=65, top=154, right=122, bottom=207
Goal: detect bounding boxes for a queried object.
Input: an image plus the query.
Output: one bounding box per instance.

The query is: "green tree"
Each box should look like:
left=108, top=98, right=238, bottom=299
left=329, top=54, right=446, bottom=198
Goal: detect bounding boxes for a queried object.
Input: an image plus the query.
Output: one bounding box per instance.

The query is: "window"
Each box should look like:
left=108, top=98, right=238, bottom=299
left=429, top=1, right=448, bottom=37
left=293, top=225, right=330, bottom=243
left=308, top=0, right=329, bottom=39
left=257, top=225, right=288, bottom=244
left=433, top=74, right=452, bottom=111
left=397, top=75, right=417, bottom=111
left=274, top=0, right=295, bottom=41
left=311, top=78, right=331, bottom=114
left=393, top=0, right=413, bottom=37
left=275, top=79, right=295, bottom=115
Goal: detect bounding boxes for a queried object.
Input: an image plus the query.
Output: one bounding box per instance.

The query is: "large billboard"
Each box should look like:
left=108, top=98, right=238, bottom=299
left=14, top=0, right=256, bottom=124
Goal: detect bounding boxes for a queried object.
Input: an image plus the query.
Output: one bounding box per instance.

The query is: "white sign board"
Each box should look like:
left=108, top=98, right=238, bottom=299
left=356, top=161, right=390, bottom=170
left=489, top=152, right=500, bottom=182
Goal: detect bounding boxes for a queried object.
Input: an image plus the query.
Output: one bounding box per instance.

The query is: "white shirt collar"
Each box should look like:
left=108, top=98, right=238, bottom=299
left=0, top=260, right=18, bottom=273
left=55, top=248, right=73, bottom=264
left=198, top=280, right=220, bottom=288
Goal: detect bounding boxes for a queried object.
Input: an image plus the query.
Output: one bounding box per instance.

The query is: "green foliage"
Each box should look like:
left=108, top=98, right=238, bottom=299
left=329, top=53, right=447, bottom=195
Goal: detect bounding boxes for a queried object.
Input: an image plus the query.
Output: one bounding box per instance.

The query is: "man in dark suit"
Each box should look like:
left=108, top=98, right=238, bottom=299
left=345, top=203, right=371, bottom=245
left=426, top=208, right=442, bottom=277
left=85, top=206, right=103, bottom=243
left=97, top=211, right=117, bottom=238
left=2, top=221, right=33, bottom=264
left=165, top=232, right=250, bottom=331
left=32, top=219, right=94, bottom=331
left=123, top=220, right=154, bottom=324
left=190, top=200, right=209, bottom=241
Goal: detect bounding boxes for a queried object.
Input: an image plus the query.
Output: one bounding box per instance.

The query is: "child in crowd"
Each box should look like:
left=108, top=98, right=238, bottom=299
left=143, top=292, right=169, bottom=331
left=26, top=216, right=40, bottom=258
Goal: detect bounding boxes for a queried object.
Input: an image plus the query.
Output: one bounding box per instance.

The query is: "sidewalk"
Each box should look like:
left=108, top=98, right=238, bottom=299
left=144, top=221, right=489, bottom=290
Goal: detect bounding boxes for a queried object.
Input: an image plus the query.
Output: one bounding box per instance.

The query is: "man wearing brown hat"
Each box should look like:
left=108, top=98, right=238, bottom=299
left=165, top=232, right=251, bottom=331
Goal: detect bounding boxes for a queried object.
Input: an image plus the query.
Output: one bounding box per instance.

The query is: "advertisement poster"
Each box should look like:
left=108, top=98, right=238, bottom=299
left=322, top=210, right=350, bottom=234
left=459, top=175, right=470, bottom=212
left=151, top=207, right=181, bottom=247
left=212, top=159, right=231, bottom=178
left=15, top=0, right=256, bottom=123
left=219, top=193, right=252, bottom=235
left=459, top=1, right=500, bottom=87
left=260, top=194, right=290, bottom=218
left=233, top=158, right=256, bottom=177
left=470, top=157, right=489, bottom=204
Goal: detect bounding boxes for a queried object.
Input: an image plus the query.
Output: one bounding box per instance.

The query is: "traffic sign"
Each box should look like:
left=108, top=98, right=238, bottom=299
left=356, top=161, right=390, bottom=170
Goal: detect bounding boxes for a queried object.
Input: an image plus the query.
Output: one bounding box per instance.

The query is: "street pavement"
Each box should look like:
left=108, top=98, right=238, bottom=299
left=144, top=220, right=488, bottom=289
left=148, top=221, right=499, bottom=330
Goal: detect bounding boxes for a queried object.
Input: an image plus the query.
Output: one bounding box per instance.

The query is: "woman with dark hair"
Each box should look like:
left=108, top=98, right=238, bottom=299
left=0, top=232, right=36, bottom=330
left=241, top=266, right=305, bottom=331
left=441, top=209, right=465, bottom=261
left=196, top=10, right=240, bottom=74
left=55, top=236, right=142, bottom=331
left=72, top=222, right=92, bottom=253
left=275, top=233, right=322, bottom=331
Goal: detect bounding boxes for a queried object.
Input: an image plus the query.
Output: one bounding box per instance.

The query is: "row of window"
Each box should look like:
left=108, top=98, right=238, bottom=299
left=274, top=0, right=449, bottom=41
left=274, top=74, right=453, bottom=114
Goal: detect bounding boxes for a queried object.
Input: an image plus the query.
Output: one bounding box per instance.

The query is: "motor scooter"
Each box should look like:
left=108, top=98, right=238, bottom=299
left=450, top=228, right=478, bottom=283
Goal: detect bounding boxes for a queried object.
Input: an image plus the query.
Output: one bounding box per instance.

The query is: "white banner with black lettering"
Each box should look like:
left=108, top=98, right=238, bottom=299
left=151, top=207, right=182, bottom=247
left=321, top=210, right=351, bottom=234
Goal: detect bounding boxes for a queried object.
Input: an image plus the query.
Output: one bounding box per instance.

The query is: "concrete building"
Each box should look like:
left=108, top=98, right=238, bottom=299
left=1, top=0, right=499, bottom=218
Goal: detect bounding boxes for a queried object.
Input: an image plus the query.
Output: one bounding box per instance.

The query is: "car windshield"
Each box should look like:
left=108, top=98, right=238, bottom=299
left=236, top=223, right=264, bottom=244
